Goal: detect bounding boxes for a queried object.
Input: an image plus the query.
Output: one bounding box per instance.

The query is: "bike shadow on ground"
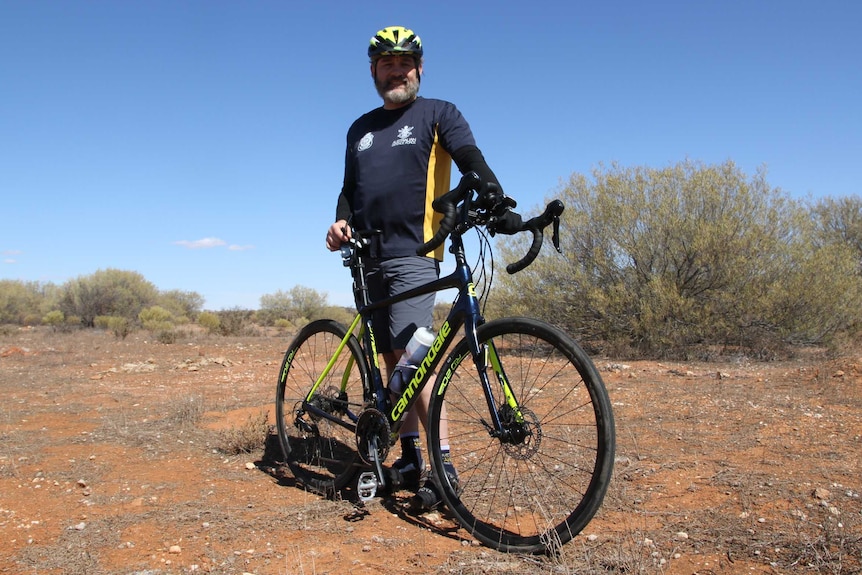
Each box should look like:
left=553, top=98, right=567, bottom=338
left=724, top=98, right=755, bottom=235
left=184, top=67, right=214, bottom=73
left=376, top=492, right=468, bottom=543
left=337, top=483, right=468, bottom=545
left=254, top=429, right=298, bottom=489
left=255, top=430, right=467, bottom=543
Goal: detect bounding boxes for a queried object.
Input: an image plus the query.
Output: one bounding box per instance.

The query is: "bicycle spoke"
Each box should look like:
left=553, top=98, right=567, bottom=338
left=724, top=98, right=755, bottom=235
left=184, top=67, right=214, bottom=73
left=276, top=320, right=369, bottom=494
left=428, top=318, right=615, bottom=553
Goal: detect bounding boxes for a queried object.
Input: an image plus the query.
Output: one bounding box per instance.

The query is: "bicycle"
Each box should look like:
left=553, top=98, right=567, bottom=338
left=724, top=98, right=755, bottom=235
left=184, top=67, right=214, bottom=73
left=275, top=172, right=615, bottom=553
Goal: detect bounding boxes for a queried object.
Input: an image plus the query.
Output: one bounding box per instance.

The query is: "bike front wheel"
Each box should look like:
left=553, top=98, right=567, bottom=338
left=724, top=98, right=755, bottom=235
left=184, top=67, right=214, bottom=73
left=427, top=317, right=615, bottom=553
left=275, top=319, right=369, bottom=495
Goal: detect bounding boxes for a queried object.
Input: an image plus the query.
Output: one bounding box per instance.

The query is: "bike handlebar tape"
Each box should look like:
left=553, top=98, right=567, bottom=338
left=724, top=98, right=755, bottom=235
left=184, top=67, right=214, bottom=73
left=505, top=200, right=565, bottom=275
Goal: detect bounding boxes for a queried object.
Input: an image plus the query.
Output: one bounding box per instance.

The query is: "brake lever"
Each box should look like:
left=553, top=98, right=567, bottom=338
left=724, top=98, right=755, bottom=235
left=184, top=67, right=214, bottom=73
left=552, top=214, right=562, bottom=253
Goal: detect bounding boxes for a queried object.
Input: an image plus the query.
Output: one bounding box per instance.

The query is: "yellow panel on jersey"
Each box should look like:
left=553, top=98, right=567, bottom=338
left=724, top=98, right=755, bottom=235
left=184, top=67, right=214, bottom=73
left=424, top=125, right=452, bottom=260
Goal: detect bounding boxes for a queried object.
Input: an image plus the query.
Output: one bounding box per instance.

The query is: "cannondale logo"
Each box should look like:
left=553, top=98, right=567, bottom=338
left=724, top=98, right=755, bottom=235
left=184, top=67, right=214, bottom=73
left=358, top=132, right=374, bottom=152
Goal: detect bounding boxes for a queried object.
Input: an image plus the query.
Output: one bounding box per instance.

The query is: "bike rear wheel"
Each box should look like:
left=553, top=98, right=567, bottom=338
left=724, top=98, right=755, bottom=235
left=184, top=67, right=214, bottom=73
left=427, top=317, right=615, bottom=553
left=275, top=319, right=369, bottom=495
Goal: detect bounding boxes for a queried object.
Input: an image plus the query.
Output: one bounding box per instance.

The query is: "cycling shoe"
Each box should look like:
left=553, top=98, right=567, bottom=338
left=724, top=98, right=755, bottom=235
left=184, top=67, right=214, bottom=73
left=410, top=470, right=459, bottom=512
left=384, top=460, right=422, bottom=492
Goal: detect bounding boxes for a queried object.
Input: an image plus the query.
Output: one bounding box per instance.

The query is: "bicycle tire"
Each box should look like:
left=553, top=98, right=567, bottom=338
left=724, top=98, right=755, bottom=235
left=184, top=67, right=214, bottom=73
left=427, top=317, right=615, bottom=553
left=275, top=319, right=370, bottom=495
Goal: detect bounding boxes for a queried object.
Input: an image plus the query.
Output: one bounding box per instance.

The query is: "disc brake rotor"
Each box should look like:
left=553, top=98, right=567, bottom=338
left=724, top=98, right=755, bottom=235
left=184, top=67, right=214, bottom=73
left=501, top=406, right=542, bottom=460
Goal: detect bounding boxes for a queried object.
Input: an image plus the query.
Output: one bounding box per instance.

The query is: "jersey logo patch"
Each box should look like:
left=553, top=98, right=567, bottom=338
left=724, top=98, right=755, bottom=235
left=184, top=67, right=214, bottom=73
left=392, top=125, right=417, bottom=147
left=358, top=132, right=374, bottom=152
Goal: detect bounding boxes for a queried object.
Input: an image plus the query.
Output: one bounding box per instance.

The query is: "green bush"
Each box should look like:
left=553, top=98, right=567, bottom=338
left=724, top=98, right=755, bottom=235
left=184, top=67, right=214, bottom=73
left=42, top=310, right=65, bottom=331
left=258, top=286, right=328, bottom=326
left=215, top=308, right=254, bottom=336
left=156, top=329, right=177, bottom=344
left=59, top=269, right=157, bottom=327
left=138, top=305, right=174, bottom=333
left=93, top=315, right=131, bottom=338
left=0, top=279, right=46, bottom=325
left=197, top=311, right=221, bottom=334
left=492, top=160, right=862, bottom=358
left=108, top=317, right=132, bottom=339
left=157, top=289, right=204, bottom=324
left=0, top=275, right=203, bottom=329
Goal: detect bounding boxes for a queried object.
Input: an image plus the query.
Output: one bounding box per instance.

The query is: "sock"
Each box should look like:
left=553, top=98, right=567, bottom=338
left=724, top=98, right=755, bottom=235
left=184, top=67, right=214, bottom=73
left=440, top=445, right=457, bottom=478
left=395, top=434, right=423, bottom=472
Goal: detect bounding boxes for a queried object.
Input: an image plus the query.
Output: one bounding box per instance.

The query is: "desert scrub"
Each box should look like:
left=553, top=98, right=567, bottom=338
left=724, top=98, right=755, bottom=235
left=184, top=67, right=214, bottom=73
left=216, top=412, right=269, bottom=455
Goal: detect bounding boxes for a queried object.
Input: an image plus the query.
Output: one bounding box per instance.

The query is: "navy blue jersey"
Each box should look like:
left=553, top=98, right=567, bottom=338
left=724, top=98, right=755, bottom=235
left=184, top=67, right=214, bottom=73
left=338, top=97, right=477, bottom=260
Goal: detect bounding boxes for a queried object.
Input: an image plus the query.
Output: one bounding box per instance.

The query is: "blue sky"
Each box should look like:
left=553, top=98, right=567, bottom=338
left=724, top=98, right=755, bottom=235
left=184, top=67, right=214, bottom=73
left=2, top=1, right=860, bottom=310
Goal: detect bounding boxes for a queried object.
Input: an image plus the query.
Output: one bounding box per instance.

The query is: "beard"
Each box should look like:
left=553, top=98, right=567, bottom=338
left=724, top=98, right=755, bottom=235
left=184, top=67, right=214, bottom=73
left=375, top=74, right=420, bottom=106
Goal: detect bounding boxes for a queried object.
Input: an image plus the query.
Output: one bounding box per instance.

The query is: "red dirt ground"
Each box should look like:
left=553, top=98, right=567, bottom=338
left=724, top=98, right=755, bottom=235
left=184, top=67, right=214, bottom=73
left=1, top=327, right=859, bottom=574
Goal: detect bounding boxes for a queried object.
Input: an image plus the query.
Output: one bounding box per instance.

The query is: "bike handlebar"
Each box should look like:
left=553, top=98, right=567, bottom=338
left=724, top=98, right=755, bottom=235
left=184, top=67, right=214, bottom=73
left=415, top=172, right=565, bottom=274
left=506, top=198, right=564, bottom=274
left=416, top=172, right=481, bottom=257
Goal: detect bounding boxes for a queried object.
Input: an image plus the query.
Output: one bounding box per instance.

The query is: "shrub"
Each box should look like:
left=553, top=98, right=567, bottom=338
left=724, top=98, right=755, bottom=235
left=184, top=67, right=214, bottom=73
left=106, top=317, right=132, bottom=340
left=138, top=305, right=174, bottom=333
left=492, top=160, right=862, bottom=358
left=59, top=269, right=158, bottom=327
left=42, top=310, right=65, bottom=332
left=0, top=279, right=46, bottom=325
left=215, top=308, right=254, bottom=336
left=258, top=286, right=328, bottom=326
left=216, top=412, right=269, bottom=455
left=197, top=311, right=221, bottom=334
left=156, top=329, right=177, bottom=344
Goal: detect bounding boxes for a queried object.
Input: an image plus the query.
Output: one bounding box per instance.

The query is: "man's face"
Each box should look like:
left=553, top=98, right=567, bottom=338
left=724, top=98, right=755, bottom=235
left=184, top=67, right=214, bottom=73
left=372, top=55, right=422, bottom=108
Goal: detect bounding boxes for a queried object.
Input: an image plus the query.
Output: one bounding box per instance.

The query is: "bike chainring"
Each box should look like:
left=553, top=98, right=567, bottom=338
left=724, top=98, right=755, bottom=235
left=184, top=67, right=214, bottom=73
left=355, top=408, right=391, bottom=465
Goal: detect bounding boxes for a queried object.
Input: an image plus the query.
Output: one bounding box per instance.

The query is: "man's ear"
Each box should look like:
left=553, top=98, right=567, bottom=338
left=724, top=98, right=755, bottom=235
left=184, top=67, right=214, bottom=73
left=369, top=62, right=375, bottom=78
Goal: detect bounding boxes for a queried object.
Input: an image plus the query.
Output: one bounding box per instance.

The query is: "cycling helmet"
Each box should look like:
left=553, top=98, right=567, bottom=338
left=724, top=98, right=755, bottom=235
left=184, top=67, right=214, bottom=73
left=368, top=26, right=423, bottom=61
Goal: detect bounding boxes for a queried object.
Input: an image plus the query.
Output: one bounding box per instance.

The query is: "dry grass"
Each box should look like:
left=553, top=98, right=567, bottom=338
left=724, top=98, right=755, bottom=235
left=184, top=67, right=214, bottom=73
left=215, top=411, right=270, bottom=455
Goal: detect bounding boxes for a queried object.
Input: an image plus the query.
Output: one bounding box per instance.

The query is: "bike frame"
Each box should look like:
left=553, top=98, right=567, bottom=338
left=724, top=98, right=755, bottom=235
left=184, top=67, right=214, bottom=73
left=299, top=227, right=522, bottom=441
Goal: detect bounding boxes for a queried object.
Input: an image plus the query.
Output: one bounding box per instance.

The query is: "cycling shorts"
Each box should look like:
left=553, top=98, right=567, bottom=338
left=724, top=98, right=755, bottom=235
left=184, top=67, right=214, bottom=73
left=366, top=255, right=439, bottom=353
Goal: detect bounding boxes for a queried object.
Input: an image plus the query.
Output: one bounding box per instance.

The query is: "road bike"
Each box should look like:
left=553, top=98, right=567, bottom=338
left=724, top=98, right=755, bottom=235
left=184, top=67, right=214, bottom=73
left=275, top=172, right=615, bottom=553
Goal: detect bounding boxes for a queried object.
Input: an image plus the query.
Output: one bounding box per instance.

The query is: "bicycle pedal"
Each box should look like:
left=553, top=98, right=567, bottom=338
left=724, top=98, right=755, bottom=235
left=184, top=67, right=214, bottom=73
left=356, top=471, right=378, bottom=502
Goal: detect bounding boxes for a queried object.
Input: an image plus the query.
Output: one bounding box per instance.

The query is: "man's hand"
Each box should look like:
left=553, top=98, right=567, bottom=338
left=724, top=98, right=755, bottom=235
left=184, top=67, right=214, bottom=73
left=326, top=220, right=352, bottom=251
left=488, top=210, right=524, bottom=236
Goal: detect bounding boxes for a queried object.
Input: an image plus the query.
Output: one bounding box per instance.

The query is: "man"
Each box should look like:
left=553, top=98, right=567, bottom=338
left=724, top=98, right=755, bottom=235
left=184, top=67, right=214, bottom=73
left=325, top=25, right=506, bottom=505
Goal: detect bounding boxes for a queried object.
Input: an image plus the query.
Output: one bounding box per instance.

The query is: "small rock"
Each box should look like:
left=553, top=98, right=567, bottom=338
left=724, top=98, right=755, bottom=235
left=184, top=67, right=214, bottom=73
left=245, top=462, right=255, bottom=470
left=814, top=487, right=831, bottom=501
left=169, top=545, right=182, bottom=554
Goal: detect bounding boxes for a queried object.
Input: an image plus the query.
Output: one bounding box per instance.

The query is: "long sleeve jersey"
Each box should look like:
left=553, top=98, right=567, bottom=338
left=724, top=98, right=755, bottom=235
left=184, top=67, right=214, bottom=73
left=336, top=97, right=481, bottom=261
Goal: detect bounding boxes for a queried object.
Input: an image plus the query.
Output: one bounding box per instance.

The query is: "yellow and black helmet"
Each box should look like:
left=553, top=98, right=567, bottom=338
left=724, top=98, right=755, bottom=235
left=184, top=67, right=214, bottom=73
left=368, top=26, right=423, bottom=61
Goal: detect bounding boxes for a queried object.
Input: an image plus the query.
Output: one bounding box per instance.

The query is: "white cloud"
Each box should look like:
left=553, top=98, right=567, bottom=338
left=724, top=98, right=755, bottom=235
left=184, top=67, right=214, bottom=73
left=228, top=244, right=255, bottom=251
left=2, top=250, right=20, bottom=264
left=173, top=237, right=227, bottom=249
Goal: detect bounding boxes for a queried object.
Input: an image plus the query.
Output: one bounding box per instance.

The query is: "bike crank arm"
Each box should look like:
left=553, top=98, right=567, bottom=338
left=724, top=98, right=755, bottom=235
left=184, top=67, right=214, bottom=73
left=356, top=435, right=387, bottom=502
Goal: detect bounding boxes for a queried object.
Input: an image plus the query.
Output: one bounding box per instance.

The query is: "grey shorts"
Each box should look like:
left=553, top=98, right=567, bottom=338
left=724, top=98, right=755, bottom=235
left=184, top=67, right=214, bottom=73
left=366, top=256, right=439, bottom=353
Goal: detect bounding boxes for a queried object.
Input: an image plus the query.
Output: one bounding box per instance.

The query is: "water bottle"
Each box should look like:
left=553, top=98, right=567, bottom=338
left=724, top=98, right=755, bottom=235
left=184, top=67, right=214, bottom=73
left=389, top=326, right=435, bottom=395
